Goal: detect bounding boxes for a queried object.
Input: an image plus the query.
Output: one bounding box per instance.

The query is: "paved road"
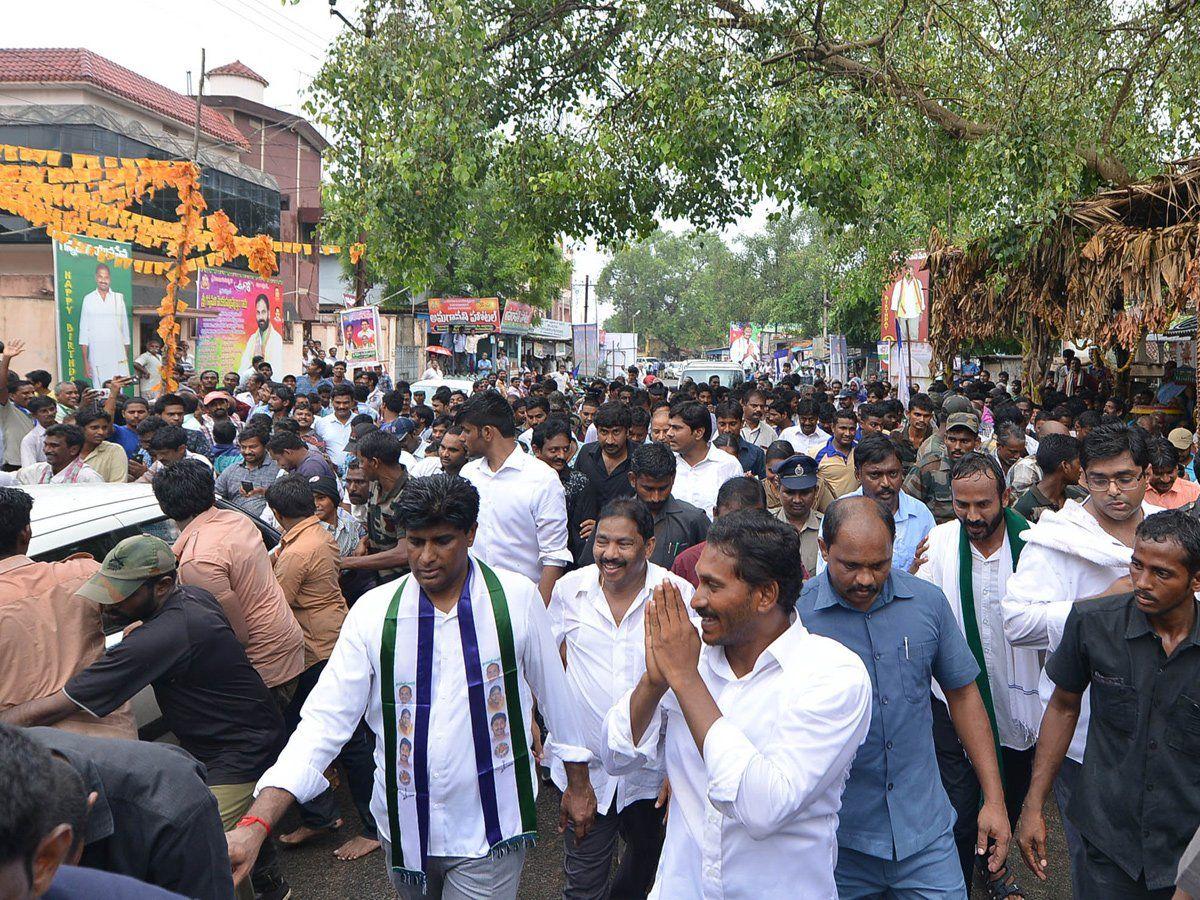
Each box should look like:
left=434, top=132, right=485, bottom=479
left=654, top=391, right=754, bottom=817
left=275, top=779, right=1073, bottom=899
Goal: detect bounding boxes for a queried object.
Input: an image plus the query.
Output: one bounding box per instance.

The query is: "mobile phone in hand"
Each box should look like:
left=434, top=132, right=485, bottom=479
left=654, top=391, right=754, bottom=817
left=241, top=481, right=254, bottom=493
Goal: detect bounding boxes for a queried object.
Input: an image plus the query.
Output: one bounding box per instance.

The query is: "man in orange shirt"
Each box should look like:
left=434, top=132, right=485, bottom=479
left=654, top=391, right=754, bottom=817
left=152, top=458, right=305, bottom=702
left=1145, top=437, right=1200, bottom=510
left=0, top=487, right=135, bottom=740
left=265, top=474, right=352, bottom=850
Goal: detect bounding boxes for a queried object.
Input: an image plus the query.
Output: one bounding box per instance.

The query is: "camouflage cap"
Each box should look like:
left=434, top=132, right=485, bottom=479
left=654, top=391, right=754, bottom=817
left=76, top=534, right=177, bottom=606
left=945, top=411, right=981, bottom=435
left=942, top=395, right=975, bottom=415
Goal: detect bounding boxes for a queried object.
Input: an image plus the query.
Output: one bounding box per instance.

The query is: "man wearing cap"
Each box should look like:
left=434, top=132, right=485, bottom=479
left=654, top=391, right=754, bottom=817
left=0, top=534, right=291, bottom=900
left=1168, top=426, right=1197, bottom=482
left=307, top=473, right=366, bottom=558
left=905, top=411, right=982, bottom=524
left=772, top=454, right=823, bottom=575
left=215, top=426, right=280, bottom=518
left=918, top=394, right=976, bottom=458
left=199, top=390, right=242, bottom=443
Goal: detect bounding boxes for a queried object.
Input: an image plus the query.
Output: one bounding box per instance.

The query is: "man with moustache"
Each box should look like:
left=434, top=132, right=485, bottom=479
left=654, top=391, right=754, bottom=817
left=1017, top=511, right=1200, bottom=899
left=603, top=510, right=872, bottom=897
left=534, top=418, right=600, bottom=566
left=905, top=412, right=982, bottom=524
left=1002, top=423, right=1162, bottom=898
left=549, top=498, right=693, bottom=896
left=574, top=402, right=637, bottom=505
left=915, top=453, right=1040, bottom=896
left=816, top=434, right=934, bottom=575
left=800, top=496, right=1011, bottom=898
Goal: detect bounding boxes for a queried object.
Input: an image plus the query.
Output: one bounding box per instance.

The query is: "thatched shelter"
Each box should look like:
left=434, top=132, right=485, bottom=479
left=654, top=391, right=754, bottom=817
left=927, top=156, right=1200, bottom=390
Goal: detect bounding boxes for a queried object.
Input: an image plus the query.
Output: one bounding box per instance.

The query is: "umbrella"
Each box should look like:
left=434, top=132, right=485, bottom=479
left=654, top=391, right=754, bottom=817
left=426, top=345, right=452, bottom=356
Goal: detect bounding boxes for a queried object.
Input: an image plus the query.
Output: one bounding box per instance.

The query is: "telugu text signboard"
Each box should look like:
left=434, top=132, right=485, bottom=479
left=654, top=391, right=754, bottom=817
left=427, top=297, right=500, bottom=333
left=195, top=270, right=284, bottom=376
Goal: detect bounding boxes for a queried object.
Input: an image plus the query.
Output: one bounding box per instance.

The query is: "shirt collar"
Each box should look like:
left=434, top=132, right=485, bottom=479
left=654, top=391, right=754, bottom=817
left=1124, top=595, right=1200, bottom=648
left=280, top=515, right=323, bottom=546
left=704, top=616, right=810, bottom=681
left=810, top=569, right=911, bottom=613
left=0, top=555, right=36, bottom=577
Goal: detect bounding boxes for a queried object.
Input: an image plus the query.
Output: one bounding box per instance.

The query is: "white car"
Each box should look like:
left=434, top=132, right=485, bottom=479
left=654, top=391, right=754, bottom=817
left=410, top=377, right=476, bottom=398
left=20, top=483, right=282, bottom=736
left=678, top=359, right=746, bottom=388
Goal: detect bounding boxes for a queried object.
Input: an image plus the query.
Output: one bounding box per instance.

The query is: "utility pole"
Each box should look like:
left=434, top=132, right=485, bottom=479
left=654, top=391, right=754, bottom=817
left=191, top=48, right=206, bottom=161
left=582, top=274, right=589, bottom=324
left=347, top=4, right=376, bottom=305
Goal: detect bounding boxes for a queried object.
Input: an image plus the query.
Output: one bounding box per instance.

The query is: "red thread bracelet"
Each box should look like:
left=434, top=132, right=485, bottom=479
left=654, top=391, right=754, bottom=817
left=236, top=815, right=271, bottom=836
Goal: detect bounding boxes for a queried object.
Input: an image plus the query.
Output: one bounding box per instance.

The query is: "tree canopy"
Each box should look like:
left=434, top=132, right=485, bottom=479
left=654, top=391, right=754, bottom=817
left=308, top=0, right=1200, bottom=325
left=601, top=211, right=882, bottom=352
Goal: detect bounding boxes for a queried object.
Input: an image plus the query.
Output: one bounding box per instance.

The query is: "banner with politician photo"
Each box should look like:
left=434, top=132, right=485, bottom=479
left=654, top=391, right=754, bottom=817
left=338, top=305, right=381, bottom=367
left=53, top=233, right=134, bottom=389
left=194, top=270, right=285, bottom=376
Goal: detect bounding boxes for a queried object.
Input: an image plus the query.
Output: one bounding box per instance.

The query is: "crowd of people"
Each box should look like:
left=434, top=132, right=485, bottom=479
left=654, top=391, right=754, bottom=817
left=2, top=341, right=1200, bottom=900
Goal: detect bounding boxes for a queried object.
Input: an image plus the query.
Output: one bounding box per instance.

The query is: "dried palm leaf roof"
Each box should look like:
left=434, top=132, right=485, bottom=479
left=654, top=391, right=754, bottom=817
left=927, top=156, right=1200, bottom=369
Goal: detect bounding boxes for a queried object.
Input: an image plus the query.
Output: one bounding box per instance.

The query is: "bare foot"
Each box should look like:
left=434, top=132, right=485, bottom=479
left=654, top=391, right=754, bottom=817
left=334, top=834, right=381, bottom=861
left=278, top=820, right=343, bottom=848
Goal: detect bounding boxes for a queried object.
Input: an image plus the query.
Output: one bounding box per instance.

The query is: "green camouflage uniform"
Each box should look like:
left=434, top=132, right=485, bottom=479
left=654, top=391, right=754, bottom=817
left=367, top=473, right=409, bottom=577
left=903, top=449, right=955, bottom=524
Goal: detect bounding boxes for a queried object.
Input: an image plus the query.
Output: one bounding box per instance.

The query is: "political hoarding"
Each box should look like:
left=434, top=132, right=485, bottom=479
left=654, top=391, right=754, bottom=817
left=194, top=270, right=285, bottom=377
left=427, top=297, right=500, bottom=334
left=53, top=233, right=134, bottom=389
left=881, top=253, right=930, bottom=344
left=339, top=306, right=382, bottom=367
left=500, top=299, right=535, bottom=335
left=573, top=323, right=600, bottom=377
left=728, top=323, right=763, bottom=366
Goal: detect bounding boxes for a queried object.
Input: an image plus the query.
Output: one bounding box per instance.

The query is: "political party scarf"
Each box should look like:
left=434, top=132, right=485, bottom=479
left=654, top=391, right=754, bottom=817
left=956, top=508, right=1027, bottom=782
left=380, top=560, right=537, bottom=889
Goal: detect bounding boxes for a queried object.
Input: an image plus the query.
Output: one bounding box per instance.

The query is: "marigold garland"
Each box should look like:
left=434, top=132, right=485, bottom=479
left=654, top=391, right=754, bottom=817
left=0, top=143, right=364, bottom=390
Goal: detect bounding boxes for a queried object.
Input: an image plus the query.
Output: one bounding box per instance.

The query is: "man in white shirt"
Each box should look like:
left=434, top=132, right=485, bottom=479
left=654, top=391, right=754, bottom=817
left=14, top=424, right=103, bottom=485
left=916, top=453, right=1040, bottom=896
left=603, top=509, right=872, bottom=899
left=665, top=400, right=743, bottom=518
left=739, top=387, right=777, bottom=449
left=459, top=392, right=573, bottom=603
left=314, top=385, right=357, bottom=466
left=1002, top=423, right=1159, bottom=899
left=78, top=262, right=131, bottom=387
left=780, top=397, right=830, bottom=457
left=550, top=498, right=693, bottom=897
left=132, top=337, right=164, bottom=399
left=19, top=397, right=56, bottom=467
left=227, top=475, right=597, bottom=899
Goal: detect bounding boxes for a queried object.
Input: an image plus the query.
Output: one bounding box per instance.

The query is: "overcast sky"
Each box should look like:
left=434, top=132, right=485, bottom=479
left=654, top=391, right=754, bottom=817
left=7, top=0, right=769, bottom=324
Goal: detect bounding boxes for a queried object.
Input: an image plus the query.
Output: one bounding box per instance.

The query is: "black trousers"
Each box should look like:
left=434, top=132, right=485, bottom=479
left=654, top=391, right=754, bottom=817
left=561, top=795, right=664, bottom=899
left=930, top=694, right=1034, bottom=887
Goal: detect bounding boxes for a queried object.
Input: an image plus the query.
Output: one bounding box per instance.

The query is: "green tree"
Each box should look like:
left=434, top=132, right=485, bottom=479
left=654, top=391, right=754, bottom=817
left=306, top=0, right=1200, bottom=333
left=307, top=2, right=570, bottom=308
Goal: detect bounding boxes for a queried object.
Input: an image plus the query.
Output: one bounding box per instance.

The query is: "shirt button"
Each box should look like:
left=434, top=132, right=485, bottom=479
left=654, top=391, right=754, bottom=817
left=1149, top=740, right=1159, bottom=750
left=1147, top=783, right=1155, bottom=792
left=881, top=697, right=889, bottom=706
left=886, top=741, right=894, bottom=750
left=874, top=652, right=882, bottom=660
left=887, top=782, right=894, bottom=791
left=865, top=613, right=872, bottom=620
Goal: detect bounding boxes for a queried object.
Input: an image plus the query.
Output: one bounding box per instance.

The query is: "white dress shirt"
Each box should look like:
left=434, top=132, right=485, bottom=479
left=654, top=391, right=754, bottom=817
left=603, top=618, right=872, bottom=899
left=548, top=563, right=695, bottom=812
left=408, top=456, right=443, bottom=477
left=779, top=425, right=830, bottom=458
left=671, top=444, right=744, bottom=518
left=461, top=446, right=573, bottom=583
left=19, top=422, right=45, bottom=467
left=740, top=421, right=778, bottom=450
left=258, top=557, right=590, bottom=858
left=315, top=414, right=355, bottom=465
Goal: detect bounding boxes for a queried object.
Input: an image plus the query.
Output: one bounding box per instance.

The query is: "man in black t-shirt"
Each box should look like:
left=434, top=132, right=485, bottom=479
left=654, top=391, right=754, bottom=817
left=0, top=534, right=290, bottom=900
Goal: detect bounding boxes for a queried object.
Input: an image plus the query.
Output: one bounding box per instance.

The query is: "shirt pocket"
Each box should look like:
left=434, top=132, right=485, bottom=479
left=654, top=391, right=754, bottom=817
left=900, top=640, right=938, bottom=704
left=1166, top=693, right=1200, bottom=761
left=1091, top=672, right=1137, bottom=736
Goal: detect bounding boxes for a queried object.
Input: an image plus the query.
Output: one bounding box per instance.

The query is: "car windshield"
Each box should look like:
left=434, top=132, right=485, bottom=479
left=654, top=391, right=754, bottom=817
left=682, top=367, right=743, bottom=387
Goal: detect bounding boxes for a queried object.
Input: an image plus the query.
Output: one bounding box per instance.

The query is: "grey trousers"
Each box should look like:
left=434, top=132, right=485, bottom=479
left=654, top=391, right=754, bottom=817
left=382, top=839, right=526, bottom=900
left=561, top=797, right=664, bottom=899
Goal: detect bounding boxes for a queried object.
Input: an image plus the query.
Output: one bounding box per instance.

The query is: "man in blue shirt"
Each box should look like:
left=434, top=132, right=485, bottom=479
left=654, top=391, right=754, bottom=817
left=799, top=494, right=1010, bottom=898
left=816, top=433, right=936, bottom=575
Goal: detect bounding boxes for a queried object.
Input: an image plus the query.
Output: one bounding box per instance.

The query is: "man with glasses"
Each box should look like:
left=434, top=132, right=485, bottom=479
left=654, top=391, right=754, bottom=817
left=1001, top=424, right=1163, bottom=898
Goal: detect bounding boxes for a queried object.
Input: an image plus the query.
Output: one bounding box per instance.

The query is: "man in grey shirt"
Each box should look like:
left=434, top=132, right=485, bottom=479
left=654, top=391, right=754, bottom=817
left=29, top=726, right=235, bottom=900
left=214, top=426, right=279, bottom=517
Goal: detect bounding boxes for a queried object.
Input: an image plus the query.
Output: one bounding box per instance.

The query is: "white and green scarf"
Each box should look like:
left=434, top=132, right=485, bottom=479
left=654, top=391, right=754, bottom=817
left=380, top=560, right=538, bottom=890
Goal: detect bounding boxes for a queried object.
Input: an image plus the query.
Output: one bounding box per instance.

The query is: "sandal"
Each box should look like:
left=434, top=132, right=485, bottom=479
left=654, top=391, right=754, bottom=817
left=977, top=854, right=1025, bottom=900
